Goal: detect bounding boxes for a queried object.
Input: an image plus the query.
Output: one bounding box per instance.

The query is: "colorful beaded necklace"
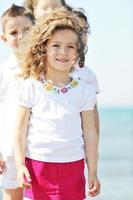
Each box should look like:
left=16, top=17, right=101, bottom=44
left=42, top=79, right=79, bottom=94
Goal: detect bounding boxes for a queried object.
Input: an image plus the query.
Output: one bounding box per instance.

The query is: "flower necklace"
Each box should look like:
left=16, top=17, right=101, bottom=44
left=42, top=78, right=79, bottom=94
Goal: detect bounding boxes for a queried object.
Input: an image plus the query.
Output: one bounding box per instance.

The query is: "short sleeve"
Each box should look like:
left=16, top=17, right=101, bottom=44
left=90, top=72, right=100, bottom=94
left=80, top=83, right=96, bottom=111
left=18, top=79, right=35, bottom=108
left=82, top=67, right=100, bottom=94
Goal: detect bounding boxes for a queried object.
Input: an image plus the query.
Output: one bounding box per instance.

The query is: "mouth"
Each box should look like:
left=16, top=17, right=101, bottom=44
left=56, top=58, right=69, bottom=63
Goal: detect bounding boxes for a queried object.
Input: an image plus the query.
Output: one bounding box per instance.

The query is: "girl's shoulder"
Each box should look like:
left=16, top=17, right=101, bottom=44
left=75, top=78, right=96, bottom=110
left=72, top=65, right=100, bottom=94
left=22, top=77, right=41, bottom=86
left=20, top=78, right=43, bottom=95
left=19, top=78, right=42, bottom=108
left=77, top=78, right=95, bottom=95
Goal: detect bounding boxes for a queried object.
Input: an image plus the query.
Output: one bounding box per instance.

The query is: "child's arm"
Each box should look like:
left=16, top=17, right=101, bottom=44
left=81, top=110, right=100, bottom=197
left=94, top=104, right=100, bottom=139
left=0, top=152, right=5, bottom=174
left=14, top=106, right=31, bottom=188
left=0, top=71, right=6, bottom=174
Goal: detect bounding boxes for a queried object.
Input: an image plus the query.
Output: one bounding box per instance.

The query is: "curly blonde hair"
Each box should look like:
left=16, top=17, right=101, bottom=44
left=18, top=8, right=86, bottom=79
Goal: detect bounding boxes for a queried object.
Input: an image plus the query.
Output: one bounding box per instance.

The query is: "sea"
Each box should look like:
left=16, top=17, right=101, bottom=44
left=93, top=107, right=133, bottom=200
left=0, top=107, right=133, bottom=200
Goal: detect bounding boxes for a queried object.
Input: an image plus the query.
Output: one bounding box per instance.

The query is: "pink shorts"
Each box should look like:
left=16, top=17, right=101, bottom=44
left=25, top=158, right=86, bottom=200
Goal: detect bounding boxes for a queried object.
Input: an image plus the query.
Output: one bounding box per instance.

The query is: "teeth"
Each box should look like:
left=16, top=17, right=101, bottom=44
left=57, top=60, right=65, bottom=62
left=57, top=59, right=67, bottom=62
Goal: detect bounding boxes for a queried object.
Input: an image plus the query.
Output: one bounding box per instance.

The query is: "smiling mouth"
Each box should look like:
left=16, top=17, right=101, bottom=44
left=56, top=58, right=68, bottom=63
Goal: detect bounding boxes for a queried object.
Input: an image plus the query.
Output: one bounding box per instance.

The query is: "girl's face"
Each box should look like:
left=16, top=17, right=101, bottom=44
left=45, top=29, right=78, bottom=74
left=34, top=0, right=63, bottom=19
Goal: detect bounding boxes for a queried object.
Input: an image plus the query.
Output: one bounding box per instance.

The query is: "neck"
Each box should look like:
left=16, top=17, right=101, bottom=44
left=45, top=70, right=71, bottom=87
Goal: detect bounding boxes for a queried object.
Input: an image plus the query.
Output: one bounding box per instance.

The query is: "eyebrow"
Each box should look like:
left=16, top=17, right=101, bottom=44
left=8, top=28, right=18, bottom=32
left=51, top=42, right=77, bottom=44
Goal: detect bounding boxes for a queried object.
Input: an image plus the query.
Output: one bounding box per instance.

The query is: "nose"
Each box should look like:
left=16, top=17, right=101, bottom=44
left=59, top=47, right=68, bottom=56
left=17, top=33, right=23, bottom=40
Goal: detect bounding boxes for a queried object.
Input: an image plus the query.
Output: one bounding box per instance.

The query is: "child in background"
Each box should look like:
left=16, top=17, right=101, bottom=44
left=72, top=8, right=100, bottom=137
left=23, top=0, right=100, bottom=138
left=23, top=0, right=72, bottom=19
left=0, top=4, right=34, bottom=200
left=14, top=8, right=100, bottom=200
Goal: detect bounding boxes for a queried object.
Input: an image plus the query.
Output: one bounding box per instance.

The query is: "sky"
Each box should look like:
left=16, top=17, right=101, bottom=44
left=0, top=0, right=133, bottom=107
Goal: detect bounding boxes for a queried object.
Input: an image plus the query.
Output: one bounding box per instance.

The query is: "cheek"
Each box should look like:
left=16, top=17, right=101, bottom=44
left=45, top=51, right=55, bottom=64
left=47, top=49, right=57, bottom=58
left=7, top=36, right=18, bottom=48
left=70, top=50, right=77, bottom=60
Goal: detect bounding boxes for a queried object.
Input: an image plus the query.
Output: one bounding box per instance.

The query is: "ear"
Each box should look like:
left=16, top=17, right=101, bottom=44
left=0, top=34, right=7, bottom=42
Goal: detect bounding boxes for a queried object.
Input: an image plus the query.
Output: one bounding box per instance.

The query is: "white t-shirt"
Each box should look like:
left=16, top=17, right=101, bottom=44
left=18, top=78, right=96, bottom=163
left=71, top=65, right=100, bottom=94
left=0, top=55, right=22, bottom=157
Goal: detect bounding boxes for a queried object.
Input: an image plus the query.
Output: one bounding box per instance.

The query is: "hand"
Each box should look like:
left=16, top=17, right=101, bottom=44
left=0, top=154, right=5, bottom=174
left=88, top=173, right=100, bottom=197
left=17, top=165, right=32, bottom=189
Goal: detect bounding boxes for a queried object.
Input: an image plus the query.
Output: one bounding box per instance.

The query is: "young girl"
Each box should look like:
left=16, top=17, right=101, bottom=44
left=14, top=9, right=100, bottom=200
left=23, top=0, right=100, bottom=139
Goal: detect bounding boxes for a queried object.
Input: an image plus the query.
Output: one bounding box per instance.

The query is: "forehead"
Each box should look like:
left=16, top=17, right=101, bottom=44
left=5, top=16, right=33, bottom=30
left=49, top=29, right=78, bottom=43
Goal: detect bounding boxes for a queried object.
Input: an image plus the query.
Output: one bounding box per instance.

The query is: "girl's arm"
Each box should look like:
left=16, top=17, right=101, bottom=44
left=14, top=106, right=31, bottom=188
left=94, top=104, right=100, bottom=139
left=81, top=110, right=100, bottom=197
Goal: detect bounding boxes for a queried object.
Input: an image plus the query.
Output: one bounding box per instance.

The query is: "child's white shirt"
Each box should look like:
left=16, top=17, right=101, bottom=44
left=0, top=54, right=22, bottom=158
left=70, top=64, right=100, bottom=94
left=18, top=78, right=96, bottom=163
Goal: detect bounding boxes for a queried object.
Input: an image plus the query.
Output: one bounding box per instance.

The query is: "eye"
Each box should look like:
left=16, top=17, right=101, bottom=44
left=67, top=45, right=77, bottom=50
left=52, top=44, right=59, bottom=48
left=68, top=45, right=75, bottom=49
left=10, top=31, right=17, bottom=36
left=24, top=26, right=31, bottom=32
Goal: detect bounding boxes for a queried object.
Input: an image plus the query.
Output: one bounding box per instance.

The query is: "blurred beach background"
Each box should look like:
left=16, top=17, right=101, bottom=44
left=0, top=0, right=133, bottom=199
left=95, top=107, right=133, bottom=200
